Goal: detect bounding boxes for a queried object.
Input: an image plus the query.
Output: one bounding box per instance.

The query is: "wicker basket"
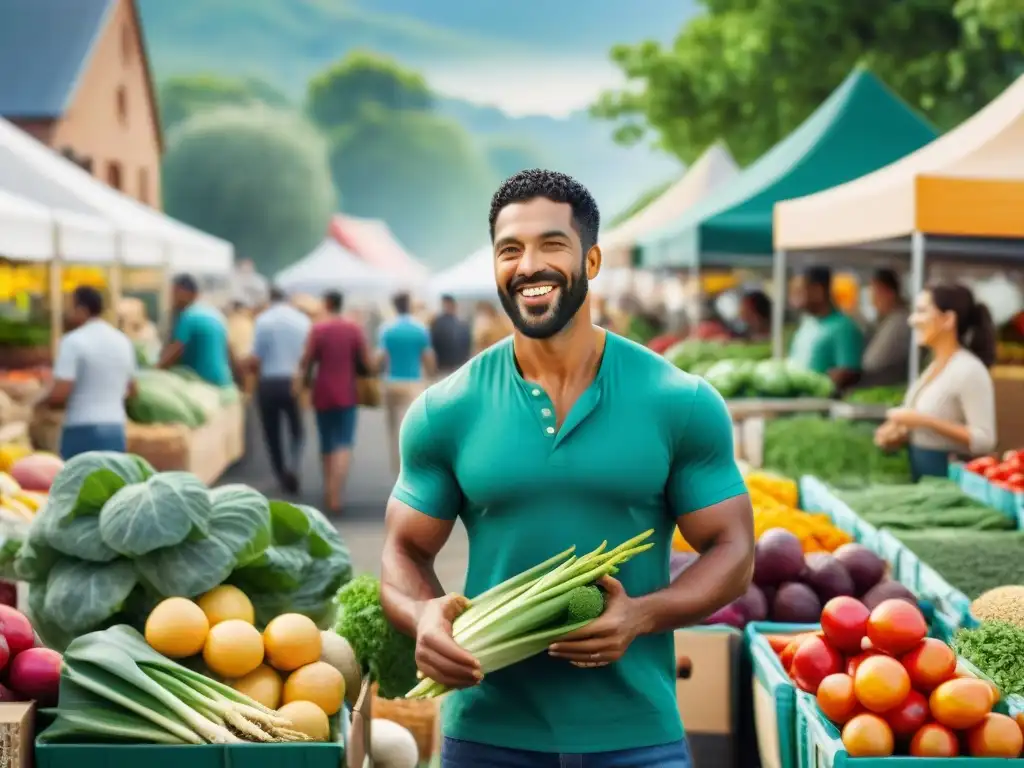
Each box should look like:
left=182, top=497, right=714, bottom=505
left=370, top=684, right=438, bottom=761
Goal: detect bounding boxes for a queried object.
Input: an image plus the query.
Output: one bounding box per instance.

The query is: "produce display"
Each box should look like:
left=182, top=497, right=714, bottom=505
left=836, top=479, right=1015, bottom=531
left=663, top=339, right=772, bottom=373
left=772, top=598, right=1021, bottom=757
left=675, top=472, right=853, bottom=555
left=41, top=625, right=315, bottom=744
left=890, top=529, right=1024, bottom=600
left=763, top=415, right=912, bottom=486
left=0, top=452, right=56, bottom=525
left=697, top=358, right=834, bottom=399
left=14, top=451, right=352, bottom=649
left=843, top=385, right=906, bottom=407
left=0, top=603, right=62, bottom=705
left=128, top=367, right=239, bottom=428
left=965, top=449, right=1024, bottom=493
left=970, top=585, right=1024, bottom=628
left=405, top=530, right=654, bottom=699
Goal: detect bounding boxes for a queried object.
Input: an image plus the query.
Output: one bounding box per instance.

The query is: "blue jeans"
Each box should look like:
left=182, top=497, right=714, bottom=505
left=441, top=737, right=693, bottom=768
left=60, top=423, right=126, bottom=460
left=908, top=445, right=951, bottom=482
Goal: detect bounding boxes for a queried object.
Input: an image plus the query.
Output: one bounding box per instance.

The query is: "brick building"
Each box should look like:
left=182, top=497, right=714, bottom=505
left=0, top=0, right=163, bottom=208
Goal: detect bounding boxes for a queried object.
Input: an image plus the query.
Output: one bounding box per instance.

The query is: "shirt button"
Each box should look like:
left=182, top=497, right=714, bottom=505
left=541, top=408, right=552, bottom=417
left=531, top=388, right=541, bottom=397
left=545, top=426, right=555, bottom=435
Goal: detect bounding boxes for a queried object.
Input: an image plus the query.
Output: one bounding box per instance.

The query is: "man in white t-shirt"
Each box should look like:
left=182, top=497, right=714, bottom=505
left=41, top=286, right=137, bottom=459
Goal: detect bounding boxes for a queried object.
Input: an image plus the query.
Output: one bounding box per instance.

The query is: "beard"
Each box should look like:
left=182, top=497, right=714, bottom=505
left=498, top=266, right=589, bottom=339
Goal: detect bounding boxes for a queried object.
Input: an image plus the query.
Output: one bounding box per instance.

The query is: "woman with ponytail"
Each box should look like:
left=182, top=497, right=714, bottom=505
left=874, top=282, right=997, bottom=480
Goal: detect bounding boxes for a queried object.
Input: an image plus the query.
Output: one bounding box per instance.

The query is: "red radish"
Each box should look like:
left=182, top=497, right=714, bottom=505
left=0, top=606, right=37, bottom=656
left=8, top=647, right=61, bottom=706
left=0, top=635, right=9, bottom=673
left=0, top=582, right=17, bottom=608
left=0, top=683, right=22, bottom=702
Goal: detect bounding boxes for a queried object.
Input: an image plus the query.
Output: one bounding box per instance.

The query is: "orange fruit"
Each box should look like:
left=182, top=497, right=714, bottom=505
left=929, top=678, right=993, bottom=730
left=845, top=650, right=880, bottom=677
left=900, top=638, right=956, bottom=693
left=853, top=655, right=910, bottom=713
left=966, top=713, right=1024, bottom=758
left=909, top=723, right=959, bottom=757
left=842, top=713, right=894, bottom=757
left=866, top=599, right=927, bottom=655
left=817, top=674, right=859, bottom=725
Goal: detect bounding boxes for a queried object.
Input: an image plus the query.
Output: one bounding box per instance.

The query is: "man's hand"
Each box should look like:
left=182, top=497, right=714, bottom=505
left=547, top=576, right=642, bottom=668
left=414, top=593, right=482, bottom=689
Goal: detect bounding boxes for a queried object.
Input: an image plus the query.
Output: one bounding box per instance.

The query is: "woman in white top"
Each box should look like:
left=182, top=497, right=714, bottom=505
left=875, top=283, right=997, bottom=481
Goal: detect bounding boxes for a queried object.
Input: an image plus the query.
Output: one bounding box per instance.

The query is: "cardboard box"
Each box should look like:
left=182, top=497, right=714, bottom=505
left=0, top=702, right=34, bottom=768
left=993, top=368, right=1024, bottom=453
left=674, top=628, right=742, bottom=768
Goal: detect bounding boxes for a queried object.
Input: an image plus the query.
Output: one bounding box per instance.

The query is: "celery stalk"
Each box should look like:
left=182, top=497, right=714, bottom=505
left=465, top=545, right=575, bottom=607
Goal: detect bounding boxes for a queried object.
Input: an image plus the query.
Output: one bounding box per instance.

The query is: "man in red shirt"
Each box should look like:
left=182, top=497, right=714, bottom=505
left=299, top=291, right=373, bottom=514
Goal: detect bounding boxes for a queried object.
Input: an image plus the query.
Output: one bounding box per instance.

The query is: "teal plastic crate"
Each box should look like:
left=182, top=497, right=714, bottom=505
left=949, top=462, right=1022, bottom=528
left=35, top=742, right=346, bottom=768
left=747, top=621, right=820, bottom=768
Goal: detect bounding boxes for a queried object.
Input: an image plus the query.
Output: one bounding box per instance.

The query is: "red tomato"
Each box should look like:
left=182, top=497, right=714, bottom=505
left=968, top=457, right=997, bottom=473
left=885, top=690, right=929, bottom=738
left=984, top=466, right=1006, bottom=481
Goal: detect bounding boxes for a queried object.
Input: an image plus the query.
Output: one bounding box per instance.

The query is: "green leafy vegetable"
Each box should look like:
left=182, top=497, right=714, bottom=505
left=46, top=452, right=154, bottom=523
left=99, top=473, right=212, bottom=557
left=953, top=621, right=1024, bottom=696
left=891, top=529, right=1024, bottom=599
left=838, top=481, right=1013, bottom=531
left=44, top=559, right=138, bottom=635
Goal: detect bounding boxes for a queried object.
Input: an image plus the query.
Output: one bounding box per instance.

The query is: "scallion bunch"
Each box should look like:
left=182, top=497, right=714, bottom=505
left=42, top=625, right=310, bottom=744
left=406, top=529, right=654, bottom=699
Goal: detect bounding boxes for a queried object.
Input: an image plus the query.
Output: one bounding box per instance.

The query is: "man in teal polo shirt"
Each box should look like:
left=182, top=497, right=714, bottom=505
left=788, top=266, right=864, bottom=391
left=158, top=274, right=234, bottom=387
left=379, top=170, right=755, bottom=767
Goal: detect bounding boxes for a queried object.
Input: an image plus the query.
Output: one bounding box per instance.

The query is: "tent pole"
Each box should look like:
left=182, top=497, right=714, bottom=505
left=908, top=232, right=926, bottom=383
left=771, top=250, right=787, bottom=358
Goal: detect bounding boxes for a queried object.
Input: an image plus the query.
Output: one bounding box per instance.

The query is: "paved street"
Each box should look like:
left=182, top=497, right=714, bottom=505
left=221, top=404, right=470, bottom=591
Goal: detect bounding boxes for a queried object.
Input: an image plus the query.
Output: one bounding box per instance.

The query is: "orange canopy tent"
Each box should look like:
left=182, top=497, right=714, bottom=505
left=772, top=73, right=1024, bottom=378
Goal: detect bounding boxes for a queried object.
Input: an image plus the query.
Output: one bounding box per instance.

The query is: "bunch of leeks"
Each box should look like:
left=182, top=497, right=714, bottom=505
left=40, top=625, right=310, bottom=745
left=405, top=529, right=654, bottom=699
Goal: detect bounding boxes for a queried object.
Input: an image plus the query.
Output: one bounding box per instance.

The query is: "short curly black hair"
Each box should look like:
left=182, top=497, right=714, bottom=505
left=488, top=169, right=600, bottom=254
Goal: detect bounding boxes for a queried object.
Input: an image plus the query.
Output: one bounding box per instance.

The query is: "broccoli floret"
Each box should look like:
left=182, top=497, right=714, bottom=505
left=566, top=585, right=605, bottom=623
left=333, top=574, right=418, bottom=699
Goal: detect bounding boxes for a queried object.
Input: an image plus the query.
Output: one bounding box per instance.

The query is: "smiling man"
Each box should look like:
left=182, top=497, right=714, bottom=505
left=380, top=169, right=755, bottom=767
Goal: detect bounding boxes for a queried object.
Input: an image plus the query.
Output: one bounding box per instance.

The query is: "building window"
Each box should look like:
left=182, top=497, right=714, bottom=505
left=108, top=162, right=123, bottom=190
left=122, top=24, right=132, bottom=64
left=116, top=86, right=128, bottom=126
left=139, top=168, right=149, bottom=204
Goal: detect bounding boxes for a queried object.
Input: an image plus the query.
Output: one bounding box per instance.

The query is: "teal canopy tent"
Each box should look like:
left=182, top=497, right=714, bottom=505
left=635, top=68, right=938, bottom=270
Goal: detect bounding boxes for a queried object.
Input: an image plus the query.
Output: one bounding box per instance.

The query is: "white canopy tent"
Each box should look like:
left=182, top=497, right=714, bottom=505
left=0, top=118, right=233, bottom=273
left=600, top=143, right=740, bottom=269
left=275, top=238, right=401, bottom=297
left=0, top=187, right=115, bottom=263
left=427, top=246, right=495, bottom=300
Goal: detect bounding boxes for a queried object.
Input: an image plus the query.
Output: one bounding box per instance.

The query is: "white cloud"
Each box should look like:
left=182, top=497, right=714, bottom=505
left=425, top=57, right=627, bottom=117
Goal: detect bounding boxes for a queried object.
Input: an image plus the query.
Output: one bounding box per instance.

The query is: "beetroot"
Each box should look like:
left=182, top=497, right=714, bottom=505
left=772, top=582, right=821, bottom=624
left=802, top=553, right=855, bottom=602
left=736, top=584, right=768, bottom=623
left=754, top=529, right=805, bottom=586
left=702, top=603, right=746, bottom=629
left=861, top=580, right=917, bottom=611
left=0, top=582, right=17, bottom=608
left=832, top=543, right=886, bottom=596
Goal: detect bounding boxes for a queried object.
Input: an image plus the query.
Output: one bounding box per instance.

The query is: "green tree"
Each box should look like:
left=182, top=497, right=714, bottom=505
left=306, top=51, right=434, bottom=131
left=593, top=0, right=1023, bottom=165
left=162, top=107, right=336, bottom=274
left=157, top=74, right=290, bottom=133
left=329, top=107, right=496, bottom=265
left=483, top=137, right=549, bottom=181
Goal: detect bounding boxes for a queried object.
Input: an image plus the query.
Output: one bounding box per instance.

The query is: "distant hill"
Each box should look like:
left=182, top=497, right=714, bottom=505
left=138, top=0, right=687, bottom=233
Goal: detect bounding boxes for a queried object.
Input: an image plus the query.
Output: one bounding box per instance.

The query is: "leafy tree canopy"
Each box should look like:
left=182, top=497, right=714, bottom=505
left=593, top=0, right=1024, bottom=165
left=306, top=50, right=434, bottom=131
left=329, top=106, right=496, bottom=265
left=157, top=74, right=289, bottom=133
left=162, top=107, right=336, bottom=274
